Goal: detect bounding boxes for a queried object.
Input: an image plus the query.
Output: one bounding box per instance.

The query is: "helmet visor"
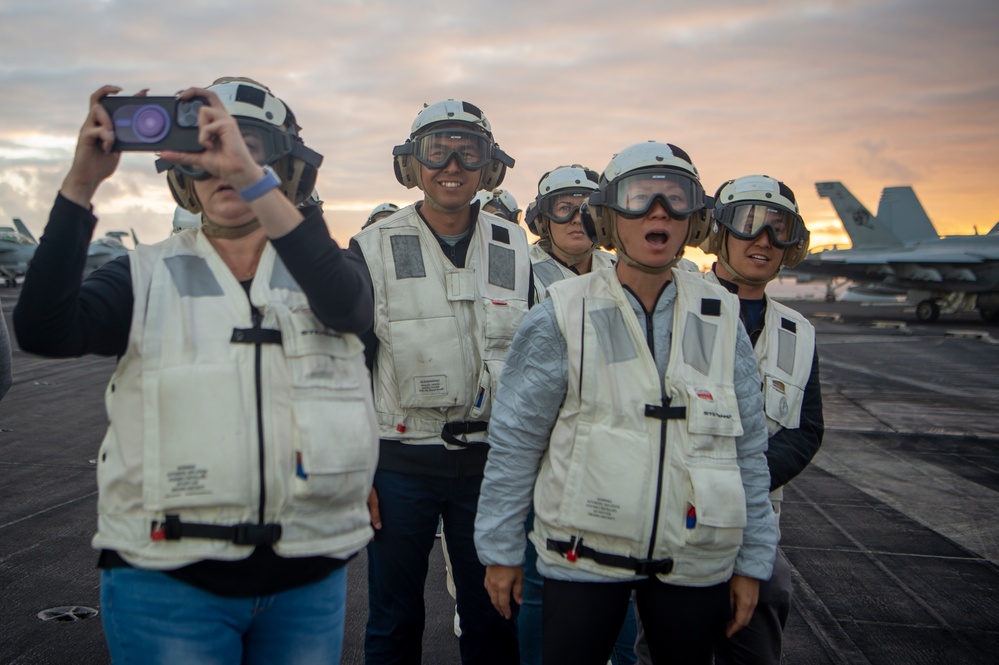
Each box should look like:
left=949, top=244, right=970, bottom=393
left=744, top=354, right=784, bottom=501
left=413, top=128, right=492, bottom=170
left=720, top=203, right=805, bottom=248
left=541, top=190, right=591, bottom=223
left=606, top=169, right=705, bottom=219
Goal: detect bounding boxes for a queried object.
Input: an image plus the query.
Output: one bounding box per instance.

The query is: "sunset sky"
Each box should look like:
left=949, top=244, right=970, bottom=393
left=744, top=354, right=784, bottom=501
left=1, top=0, right=997, bottom=269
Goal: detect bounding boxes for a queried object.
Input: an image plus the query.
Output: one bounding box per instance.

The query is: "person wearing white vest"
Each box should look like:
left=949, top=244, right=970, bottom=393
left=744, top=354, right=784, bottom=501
left=525, top=164, right=618, bottom=306
left=350, top=99, right=530, bottom=664
left=634, top=175, right=824, bottom=664
left=363, top=202, right=400, bottom=229
left=475, top=141, right=777, bottom=665
left=14, top=79, right=377, bottom=663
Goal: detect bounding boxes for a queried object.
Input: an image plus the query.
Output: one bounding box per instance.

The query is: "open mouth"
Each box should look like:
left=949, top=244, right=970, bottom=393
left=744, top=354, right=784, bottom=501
left=646, top=231, right=669, bottom=247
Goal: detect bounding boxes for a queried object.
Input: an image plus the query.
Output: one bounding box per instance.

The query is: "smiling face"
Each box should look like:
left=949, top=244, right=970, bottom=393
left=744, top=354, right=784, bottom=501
left=613, top=179, right=690, bottom=269
left=416, top=126, right=487, bottom=214
left=723, top=223, right=788, bottom=286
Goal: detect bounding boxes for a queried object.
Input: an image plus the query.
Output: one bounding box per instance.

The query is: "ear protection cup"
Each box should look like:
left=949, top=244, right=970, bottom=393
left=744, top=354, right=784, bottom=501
left=167, top=170, right=202, bottom=214
left=479, top=159, right=507, bottom=190
left=525, top=202, right=541, bottom=235
left=393, top=141, right=420, bottom=188
left=686, top=207, right=712, bottom=248
left=781, top=228, right=810, bottom=267
left=580, top=192, right=614, bottom=249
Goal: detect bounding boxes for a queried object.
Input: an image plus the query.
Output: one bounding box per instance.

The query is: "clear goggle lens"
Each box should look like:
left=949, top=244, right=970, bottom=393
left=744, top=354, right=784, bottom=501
left=607, top=170, right=705, bottom=220
left=719, top=203, right=805, bottom=248
left=413, top=129, right=492, bottom=170
left=165, top=119, right=293, bottom=180
left=541, top=190, right=591, bottom=223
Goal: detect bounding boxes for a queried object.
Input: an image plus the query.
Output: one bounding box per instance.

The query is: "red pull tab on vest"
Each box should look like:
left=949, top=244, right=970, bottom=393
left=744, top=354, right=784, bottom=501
left=566, top=536, right=581, bottom=562
left=150, top=523, right=166, bottom=542
left=396, top=423, right=407, bottom=433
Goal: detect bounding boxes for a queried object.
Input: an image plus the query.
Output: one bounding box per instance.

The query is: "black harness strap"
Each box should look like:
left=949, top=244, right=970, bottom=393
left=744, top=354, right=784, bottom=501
left=547, top=537, right=674, bottom=577
left=441, top=421, right=489, bottom=448
left=644, top=401, right=687, bottom=421
left=151, top=515, right=282, bottom=546
left=230, top=328, right=283, bottom=345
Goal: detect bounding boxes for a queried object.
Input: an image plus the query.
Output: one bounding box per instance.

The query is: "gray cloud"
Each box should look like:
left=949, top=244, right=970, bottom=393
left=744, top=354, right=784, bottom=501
left=1, top=0, right=997, bottom=243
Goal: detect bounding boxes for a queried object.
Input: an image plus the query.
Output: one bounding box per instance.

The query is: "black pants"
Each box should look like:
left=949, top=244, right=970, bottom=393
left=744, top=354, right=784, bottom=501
left=542, top=577, right=730, bottom=665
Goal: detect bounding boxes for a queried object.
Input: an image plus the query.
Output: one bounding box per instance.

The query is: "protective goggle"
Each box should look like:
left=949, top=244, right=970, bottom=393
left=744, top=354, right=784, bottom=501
left=604, top=168, right=706, bottom=220
left=156, top=119, right=319, bottom=180
left=540, top=189, right=592, bottom=223
left=716, top=203, right=806, bottom=248
left=411, top=128, right=493, bottom=171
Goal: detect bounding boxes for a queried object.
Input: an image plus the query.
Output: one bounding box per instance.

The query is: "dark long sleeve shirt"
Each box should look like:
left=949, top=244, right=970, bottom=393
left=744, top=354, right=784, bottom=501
left=13, top=193, right=373, bottom=598
left=15, top=194, right=372, bottom=357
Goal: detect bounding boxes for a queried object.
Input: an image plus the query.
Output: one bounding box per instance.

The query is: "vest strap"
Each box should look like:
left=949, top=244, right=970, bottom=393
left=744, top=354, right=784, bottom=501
left=440, top=420, right=489, bottom=448
left=547, top=537, right=674, bottom=577
left=644, top=401, right=687, bottom=421
left=230, top=328, right=283, bottom=345
left=151, top=515, right=283, bottom=546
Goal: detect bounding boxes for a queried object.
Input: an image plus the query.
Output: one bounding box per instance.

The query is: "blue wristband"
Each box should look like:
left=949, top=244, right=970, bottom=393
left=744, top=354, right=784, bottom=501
left=238, top=165, right=281, bottom=202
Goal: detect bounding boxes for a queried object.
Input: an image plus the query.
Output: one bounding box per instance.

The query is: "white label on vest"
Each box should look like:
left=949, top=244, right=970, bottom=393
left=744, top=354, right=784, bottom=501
left=165, top=464, right=211, bottom=498
left=414, top=374, right=448, bottom=396
left=585, top=497, right=622, bottom=522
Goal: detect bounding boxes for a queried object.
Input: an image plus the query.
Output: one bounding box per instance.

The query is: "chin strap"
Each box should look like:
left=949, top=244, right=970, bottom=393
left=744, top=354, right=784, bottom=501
left=201, top=216, right=261, bottom=239
left=545, top=237, right=594, bottom=268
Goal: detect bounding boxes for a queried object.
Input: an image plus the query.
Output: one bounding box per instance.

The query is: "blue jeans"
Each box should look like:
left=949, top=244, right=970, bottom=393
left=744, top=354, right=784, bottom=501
left=365, top=469, right=519, bottom=664
left=101, top=565, right=347, bottom=665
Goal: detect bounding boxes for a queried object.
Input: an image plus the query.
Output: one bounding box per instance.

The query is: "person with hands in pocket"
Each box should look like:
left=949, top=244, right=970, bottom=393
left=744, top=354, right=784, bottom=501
left=13, top=78, right=377, bottom=664
left=474, top=141, right=777, bottom=665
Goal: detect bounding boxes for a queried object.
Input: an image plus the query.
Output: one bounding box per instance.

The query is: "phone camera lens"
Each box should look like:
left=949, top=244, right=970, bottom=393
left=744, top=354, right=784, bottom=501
left=132, top=105, right=170, bottom=143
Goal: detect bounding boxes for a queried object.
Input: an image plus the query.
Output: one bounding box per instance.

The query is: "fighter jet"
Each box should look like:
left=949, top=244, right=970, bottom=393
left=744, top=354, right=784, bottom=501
left=85, top=229, right=139, bottom=276
left=791, top=182, right=999, bottom=322
left=0, top=218, right=39, bottom=287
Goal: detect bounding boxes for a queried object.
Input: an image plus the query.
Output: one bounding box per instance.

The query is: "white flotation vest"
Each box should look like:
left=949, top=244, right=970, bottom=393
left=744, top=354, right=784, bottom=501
left=755, top=295, right=815, bottom=525
left=93, top=230, right=378, bottom=569
left=352, top=206, right=531, bottom=445
left=703, top=272, right=815, bottom=525
left=534, top=267, right=747, bottom=585
left=529, top=243, right=616, bottom=303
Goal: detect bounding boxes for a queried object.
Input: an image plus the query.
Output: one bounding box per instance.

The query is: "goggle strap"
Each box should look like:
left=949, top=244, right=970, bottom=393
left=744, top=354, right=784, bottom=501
left=493, top=145, right=515, bottom=168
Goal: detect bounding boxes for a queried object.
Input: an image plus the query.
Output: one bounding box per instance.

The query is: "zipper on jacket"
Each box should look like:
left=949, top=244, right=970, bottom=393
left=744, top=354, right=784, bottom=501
left=252, top=307, right=267, bottom=527
left=643, top=307, right=667, bottom=563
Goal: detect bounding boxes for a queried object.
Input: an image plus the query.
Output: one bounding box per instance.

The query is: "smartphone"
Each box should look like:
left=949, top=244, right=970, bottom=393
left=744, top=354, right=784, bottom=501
left=100, top=96, right=207, bottom=152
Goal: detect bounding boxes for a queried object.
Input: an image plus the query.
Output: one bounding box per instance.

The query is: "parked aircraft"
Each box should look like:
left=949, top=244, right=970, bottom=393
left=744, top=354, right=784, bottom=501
left=791, top=182, right=999, bottom=322
left=85, top=229, right=139, bottom=276
left=0, top=218, right=38, bottom=286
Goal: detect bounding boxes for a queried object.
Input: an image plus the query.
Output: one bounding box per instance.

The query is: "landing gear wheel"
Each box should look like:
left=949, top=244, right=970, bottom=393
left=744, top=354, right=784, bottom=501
left=980, top=308, right=999, bottom=323
left=916, top=299, right=940, bottom=322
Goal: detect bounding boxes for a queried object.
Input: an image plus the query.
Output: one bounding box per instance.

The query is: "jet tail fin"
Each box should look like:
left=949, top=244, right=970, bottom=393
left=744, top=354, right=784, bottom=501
left=876, top=187, right=938, bottom=243
left=987, top=221, right=999, bottom=236
left=815, top=182, right=901, bottom=247
left=12, top=218, right=37, bottom=244
left=131, top=227, right=140, bottom=247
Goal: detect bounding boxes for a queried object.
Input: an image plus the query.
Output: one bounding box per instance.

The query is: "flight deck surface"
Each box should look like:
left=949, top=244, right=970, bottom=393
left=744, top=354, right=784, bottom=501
left=2, top=290, right=997, bottom=664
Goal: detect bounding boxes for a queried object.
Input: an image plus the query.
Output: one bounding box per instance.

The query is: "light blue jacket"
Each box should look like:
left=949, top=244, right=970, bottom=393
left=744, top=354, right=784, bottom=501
left=475, top=280, right=777, bottom=582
